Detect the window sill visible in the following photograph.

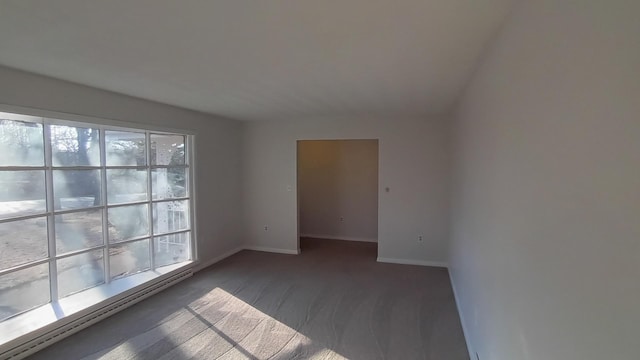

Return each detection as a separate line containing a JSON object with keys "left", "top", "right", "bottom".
{"left": 0, "top": 261, "right": 193, "bottom": 351}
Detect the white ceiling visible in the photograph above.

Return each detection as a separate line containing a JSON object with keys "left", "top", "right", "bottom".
{"left": 0, "top": 0, "right": 512, "bottom": 121}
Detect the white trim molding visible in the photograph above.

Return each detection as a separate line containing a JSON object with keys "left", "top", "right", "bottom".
{"left": 243, "top": 245, "right": 300, "bottom": 255}
{"left": 194, "top": 245, "right": 299, "bottom": 273}
{"left": 449, "top": 271, "right": 475, "bottom": 360}
{"left": 376, "top": 257, "right": 448, "bottom": 268}
{"left": 300, "top": 234, "right": 377, "bottom": 243}
{"left": 194, "top": 247, "right": 244, "bottom": 272}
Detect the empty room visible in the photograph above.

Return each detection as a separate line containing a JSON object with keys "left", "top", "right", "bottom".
{"left": 0, "top": 1, "right": 638, "bottom": 360}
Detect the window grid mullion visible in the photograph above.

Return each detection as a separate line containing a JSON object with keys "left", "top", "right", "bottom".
{"left": 153, "top": 229, "right": 191, "bottom": 238}
{"left": 54, "top": 244, "right": 107, "bottom": 261}
{"left": 100, "top": 128, "right": 111, "bottom": 283}
{"left": 146, "top": 131, "right": 155, "bottom": 270}
{"left": 0, "top": 212, "right": 49, "bottom": 224}
{"left": 106, "top": 200, "right": 152, "bottom": 209}
{"left": 0, "top": 257, "right": 50, "bottom": 276}
{"left": 150, "top": 197, "right": 190, "bottom": 204}
{"left": 103, "top": 166, "right": 147, "bottom": 170}
{"left": 150, "top": 165, "right": 188, "bottom": 169}
{"left": 51, "top": 166, "right": 102, "bottom": 170}
{"left": 187, "top": 135, "right": 196, "bottom": 262}
{"left": 0, "top": 166, "right": 47, "bottom": 171}
{"left": 43, "top": 122, "right": 58, "bottom": 302}
{"left": 52, "top": 205, "right": 104, "bottom": 216}
{"left": 110, "top": 236, "right": 152, "bottom": 247}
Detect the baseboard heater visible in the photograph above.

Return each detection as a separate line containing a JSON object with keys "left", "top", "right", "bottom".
{"left": 1, "top": 268, "right": 193, "bottom": 360}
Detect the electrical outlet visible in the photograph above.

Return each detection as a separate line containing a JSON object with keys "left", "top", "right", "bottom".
{"left": 264, "top": 226, "right": 268, "bottom": 231}
{"left": 339, "top": 217, "right": 344, "bottom": 222}
{"left": 418, "top": 235, "right": 423, "bottom": 242}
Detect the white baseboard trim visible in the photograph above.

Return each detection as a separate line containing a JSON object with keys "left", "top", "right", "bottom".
{"left": 301, "top": 233, "right": 377, "bottom": 243}
{"left": 195, "top": 245, "right": 300, "bottom": 271}
{"left": 194, "top": 246, "right": 244, "bottom": 272}
{"left": 449, "top": 271, "right": 475, "bottom": 360}
{"left": 244, "top": 245, "right": 300, "bottom": 255}
{"left": 376, "top": 257, "right": 448, "bottom": 268}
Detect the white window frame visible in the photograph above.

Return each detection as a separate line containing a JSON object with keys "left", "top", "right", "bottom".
{"left": 0, "top": 104, "right": 198, "bottom": 322}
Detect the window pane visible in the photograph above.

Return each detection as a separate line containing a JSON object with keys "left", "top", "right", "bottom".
{"left": 108, "top": 204, "right": 149, "bottom": 242}
{"left": 151, "top": 134, "right": 185, "bottom": 165}
{"left": 57, "top": 250, "right": 105, "bottom": 298}
{"left": 51, "top": 125, "right": 100, "bottom": 167}
{"left": 154, "top": 232, "right": 190, "bottom": 267}
{"left": 0, "top": 170, "right": 46, "bottom": 220}
{"left": 105, "top": 131, "right": 146, "bottom": 166}
{"left": 110, "top": 239, "right": 150, "bottom": 280}
{"left": 0, "top": 217, "right": 48, "bottom": 270}
{"left": 152, "top": 168, "right": 186, "bottom": 200}
{"left": 0, "top": 118, "right": 44, "bottom": 166}
{"left": 0, "top": 263, "right": 50, "bottom": 321}
{"left": 53, "top": 170, "right": 102, "bottom": 210}
{"left": 107, "top": 169, "right": 147, "bottom": 204}
{"left": 55, "top": 209, "right": 103, "bottom": 254}
{"left": 153, "top": 200, "right": 189, "bottom": 234}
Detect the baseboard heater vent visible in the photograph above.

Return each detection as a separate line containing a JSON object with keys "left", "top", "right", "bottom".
{"left": 1, "top": 268, "right": 193, "bottom": 360}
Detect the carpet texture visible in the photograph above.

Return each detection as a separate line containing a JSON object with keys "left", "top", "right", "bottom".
{"left": 27, "top": 238, "right": 469, "bottom": 360}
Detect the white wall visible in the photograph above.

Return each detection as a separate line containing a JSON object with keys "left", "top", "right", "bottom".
{"left": 242, "top": 116, "right": 450, "bottom": 265}
{"left": 0, "top": 66, "right": 243, "bottom": 268}
{"left": 298, "top": 140, "right": 378, "bottom": 242}
{"left": 449, "top": 1, "right": 640, "bottom": 359}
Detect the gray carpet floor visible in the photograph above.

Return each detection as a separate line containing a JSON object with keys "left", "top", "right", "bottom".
{"left": 27, "top": 238, "right": 469, "bottom": 360}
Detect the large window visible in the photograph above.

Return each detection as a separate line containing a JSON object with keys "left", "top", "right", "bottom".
{"left": 0, "top": 111, "right": 194, "bottom": 322}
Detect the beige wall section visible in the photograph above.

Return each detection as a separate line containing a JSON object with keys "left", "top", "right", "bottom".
{"left": 0, "top": 66, "right": 243, "bottom": 269}
{"left": 242, "top": 116, "right": 450, "bottom": 265}
{"left": 298, "top": 140, "right": 378, "bottom": 242}
{"left": 449, "top": 1, "right": 640, "bottom": 359}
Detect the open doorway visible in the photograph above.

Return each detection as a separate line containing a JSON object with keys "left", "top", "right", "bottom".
{"left": 297, "top": 139, "right": 379, "bottom": 257}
